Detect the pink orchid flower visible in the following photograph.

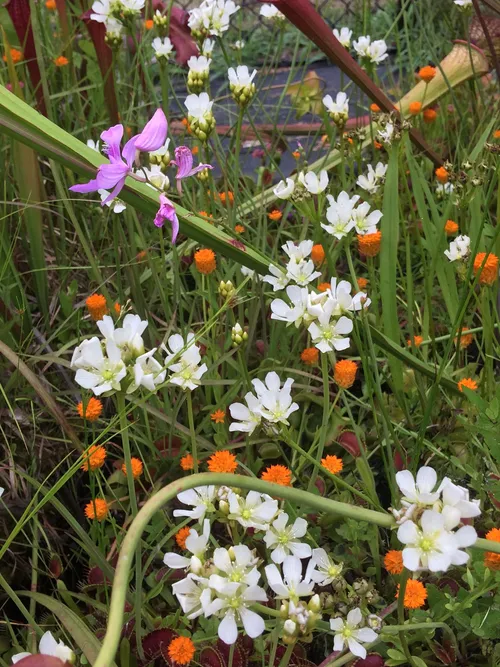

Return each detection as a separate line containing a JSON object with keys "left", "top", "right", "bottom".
{"left": 154, "top": 194, "right": 179, "bottom": 243}
{"left": 70, "top": 109, "right": 168, "bottom": 205}
{"left": 171, "top": 145, "right": 212, "bottom": 193}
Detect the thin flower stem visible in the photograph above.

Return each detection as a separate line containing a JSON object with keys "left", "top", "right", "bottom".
{"left": 187, "top": 392, "right": 199, "bottom": 473}
{"left": 92, "top": 473, "right": 500, "bottom": 667}
{"left": 307, "top": 352, "right": 330, "bottom": 492}
{"left": 397, "top": 569, "right": 417, "bottom": 667}
{"left": 277, "top": 642, "right": 295, "bottom": 667}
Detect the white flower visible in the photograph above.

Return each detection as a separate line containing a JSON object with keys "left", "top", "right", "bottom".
{"left": 90, "top": 0, "right": 113, "bottom": 24}
{"left": 308, "top": 309, "right": 353, "bottom": 353}
{"left": 366, "top": 40, "right": 388, "bottom": 64}
{"left": 173, "top": 486, "right": 217, "bottom": 523}
{"left": 436, "top": 182, "right": 455, "bottom": 196}
{"left": 396, "top": 466, "right": 442, "bottom": 508}
{"left": 352, "top": 35, "right": 371, "bottom": 58}
{"left": 377, "top": 122, "right": 395, "bottom": 145}
{"left": 263, "top": 264, "right": 290, "bottom": 291}
{"left": 327, "top": 278, "right": 371, "bottom": 315}
{"left": 286, "top": 260, "right": 322, "bottom": 286}
{"left": 330, "top": 608, "right": 378, "bottom": 659}
{"left": 251, "top": 372, "right": 299, "bottom": 425}
{"left": 228, "top": 65, "right": 257, "bottom": 86}
{"left": 356, "top": 162, "right": 387, "bottom": 194}
{"left": 127, "top": 348, "right": 166, "bottom": 393}
{"left": 172, "top": 574, "right": 212, "bottom": 619}
{"left": 12, "top": 631, "right": 75, "bottom": 665}
{"left": 270, "top": 285, "right": 325, "bottom": 328}
{"left": 441, "top": 480, "right": 481, "bottom": 530}
{"left": 152, "top": 36, "right": 173, "bottom": 59}
{"left": 306, "top": 548, "right": 343, "bottom": 586}
{"left": 322, "top": 92, "right": 349, "bottom": 119}
{"left": 201, "top": 38, "right": 215, "bottom": 55}
{"left": 207, "top": 581, "right": 267, "bottom": 645}
{"left": 444, "top": 234, "right": 470, "bottom": 261}
{"left": 190, "top": 0, "right": 239, "bottom": 36}
{"left": 233, "top": 40, "right": 245, "bottom": 50}
{"left": 229, "top": 392, "right": 263, "bottom": 434}
{"left": 164, "top": 332, "right": 207, "bottom": 391}
{"left": 209, "top": 545, "right": 260, "bottom": 587}
{"left": 454, "top": 0, "right": 472, "bottom": 6}
{"left": 143, "top": 164, "right": 170, "bottom": 191}
{"left": 397, "top": 509, "right": 476, "bottom": 572}
{"left": 185, "top": 92, "right": 214, "bottom": 120}
{"left": 149, "top": 137, "right": 170, "bottom": 159}
{"left": 97, "top": 314, "right": 148, "bottom": 357}
{"left": 265, "top": 555, "right": 314, "bottom": 602}
{"left": 188, "top": 55, "right": 211, "bottom": 73}
{"left": 351, "top": 202, "right": 382, "bottom": 235}
{"left": 72, "top": 337, "right": 126, "bottom": 396}
{"left": 228, "top": 490, "right": 278, "bottom": 529}
{"left": 264, "top": 513, "right": 311, "bottom": 564}
{"left": 87, "top": 139, "right": 100, "bottom": 152}
{"left": 333, "top": 27, "right": 352, "bottom": 48}
{"left": 98, "top": 189, "right": 126, "bottom": 213}
{"left": 274, "top": 177, "right": 295, "bottom": 199}
{"left": 164, "top": 519, "right": 211, "bottom": 574}
{"left": 260, "top": 3, "right": 285, "bottom": 21}
{"left": 321, "top": 191, "right": 359, "bottom": 239}
{"left": 298, "top": 169, "right": 329, "bottom": 194}
{"left": 282, "top": 240, "right": 313, "bottom": 264}
{"left": 0, "top": 488, "right": 3, "bottom": 498}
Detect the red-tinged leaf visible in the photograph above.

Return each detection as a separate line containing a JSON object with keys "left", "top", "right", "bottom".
{"left": 152, "top": 0, "right": 198, "bottom": 64}
{"left": 81, "top": 11, "right": 119, "bottom": 124}
{"left": 352, "top": 655, "right": 385, "bottom": 667}
{"left": 4, "top": 0, "right": 45, "bottom": 114}
{"left": 431, "top": 640, "right": 456, "bottom": 665}
{"left": 143, "top": 629, "right": 177, "bottom": 662}
{"left": 15, "top": 657, "right": 70, "bottom": 667}
{"left": 264, "top": 0, "right": 442, "bottom": 165}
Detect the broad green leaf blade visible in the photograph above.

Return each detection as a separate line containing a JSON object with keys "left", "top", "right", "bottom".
{"left": 19, "top": 592, "right": 117, "bottom": 667}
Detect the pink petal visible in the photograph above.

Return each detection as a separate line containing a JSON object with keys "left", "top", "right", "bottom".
{"left": 134, "top": 109, "right": 168, "bottom": 152}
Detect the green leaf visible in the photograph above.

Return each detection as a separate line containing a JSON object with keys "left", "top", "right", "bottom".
{"left": 411, "top": 656, "right": 428, "bottom": 667}
{"left": 19, "top": 592, "right": 117, "bottom": 667}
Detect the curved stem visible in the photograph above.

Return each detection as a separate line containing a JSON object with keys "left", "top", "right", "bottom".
{"left": 93, "top": 473, "right": 500, "bottom": 667}
{"left": 397, "top": 569, "right": 417, "bottom": 667}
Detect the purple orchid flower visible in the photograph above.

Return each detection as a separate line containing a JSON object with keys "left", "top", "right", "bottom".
{"left": 154, "top": 194, "right": 179, "bottom": 243}
{"left": 70, "top": 110, "right": 168, "bottom": 205}
{"left": 171, "top": 145, "right": 212, "bottom": 194}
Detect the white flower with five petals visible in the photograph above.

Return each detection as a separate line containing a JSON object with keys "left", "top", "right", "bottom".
{"left": 163, "top": 519, "right": 211, "bottom": 574}
{"left": 274, "top": 178, "right": 295, "bottom": 199}
{"left": 330, "top": 608, "right": 378, "bottom": 659}
{"left": 264, "top": 513, "right": 311, "bottom": 564}
{"left": 306, "top": 548, "right": 343, "bottom": 586}
{"left": 333, "top": 27, "right": 352, "bottom": 48}
{"left": 206, "top": 581, "right": 267, "bottom": 645}
{"left": 173, "top": 486, "right": 217, "bottom": 523}
{"left": 228, "top": 490, "right": 278, "bottom": 529}
{"left": 265, "top": 555, "right": 315, "bottom": 602}
{"left": 229, "top": 392, "right": 263, "bottom": 434}
{"left": 12, "top": 631, "right": 75, "bottom": 665}
{"left": 298, "top": 169, "right": 329, "bottom": 194}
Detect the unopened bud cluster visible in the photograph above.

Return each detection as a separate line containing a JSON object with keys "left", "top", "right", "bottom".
{"left": 231, "top": 323, "right": 248, "bottom": 347}
{"left": 280, "top": 595, "right": 322, "bottom": 644}
{"left": 219, "top": 280, "right": 235, "bottom": 300}
{"left": 189, "top": 114, "right": 216, "bottom": 143}
{"left": 187, "top": 56, "right": 211, "bottom": 94}
{"left": 153, "top": 10, "right": 169, "bottom": 36}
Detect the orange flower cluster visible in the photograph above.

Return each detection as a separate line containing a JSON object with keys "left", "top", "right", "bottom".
{"left": 473, "top": 252, "right": 499, "bottom": 285}
{"left": 122, "top": 457, "right": 143, "bottom": 478}
{"left": 318, "top": 282, "right": 331, "bottom": 292}
{"left": 458, "top": 377, "right": 477, "bottom": 392}
{"left": 210, "top": 409, "right": 226, "bottom": 424}
{"left": 77, "top": 397, "right": 103, "bottom": 422}
{"left": 321, "top": 455, "right": 343, "bottom": 475}
{"left": 207, "top": 450, "right": 237, "bottom": 473}
{"left": 407, "top": 335, "right": 423, "bottom": 348}
{"left": 301, "top": 347, "right": 319, "bottom": 366}
{"left": 423, "top": 108, "right": 437, "bottom": 124}
{"left": 455, "top": 327, "right": 473, "bottom": 349}
{"left": 235, "top": 225, "right": 245, "bottom": 234}
{"left": 86, "top": 293, "right": 108, "bottom": 321}
{"left": 144, "top": 19, "right": 154, "bottom": 29}
{"left": 311, "top": 244, "right": 325, "bottom": 266}
{"left": 435, "top": 166, "right": 449, "bottom": 184}
{"left": 409, "top": 101, "right": 422, "bottom": 115}
{"left": 484, "top": 527, "right": 500, "bottom": 570}
{"left": 194, "top": 248, "right": 216, "bottom": 274}
{"left": 357, "top": 277, "right": 369, "bottom": 290}
{"left": 334, "top": 360, "right": 357, "bottom": 389}
{"left": 176, "top": 526, "right": 192, "bottom": 549}
{"left": 444, "top": 219, "right": 458, "bottom": 235}
{"left": 54, "top": 56, "right": 69, "bottom": 67}
{"left": 261, "top": 464, "right": 292, "bottom": 486}
{"left": 396, "top": 579, "right": 427, "bottom": 609}
{"left": 370, "top": 103, "right": 381, "bottom": 113}
{"left": 81, "top": 444, "right": 106, "bottom": 471}
{"left": 358, "top": 231, "right": 381, "bottom": 257}
{"left": 168, "top": 637, "right": 196, "bottom": 665}
{"left": 85, "top": 498, "right": 109, "bottom": 521}
{"left": 418, "top": 65, "right": 437, "bottom": 83}
{"left": 384, "top": 550, "right": 403, "bottom": 574}
{"left": 268, "top": 209, "right": 283, "bottom": 221}
{"left": 219, "top": 191, "right": 234, "bottom": 205}
{"left": 3, "top": 48, "right": 23, "bottom": 63}
{"left": 45, "top": 0, "right": 57, "bottom": 9}
{"left": 180, "top": 453, "right": 194, "bottom": 471}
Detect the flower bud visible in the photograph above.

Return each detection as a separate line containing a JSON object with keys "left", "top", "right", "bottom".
{"left": 228, "top": 546, "right": 236, "bottom": 562}
{"left": 219, "top": 280, "right": 235, "bottom": 299}
{"left": 283, "top": 619, "right": 296, "bottom": 635}
{"left": 280, "top": 602, "right": 289, "bottom": 618}
{"left": 219, "top": 499, "right": 229, "bottom": 515}
{"left": 197, "top": 167, "right": 211, "bottom": 182}
{"left": 231, "top": 322, "right": 248, "bottom": 348}
{"left": 153, "top": 10, "right": 169, "bottom": 35}
{"left": 308, "top": 594, "right": 321, "bottom": 612}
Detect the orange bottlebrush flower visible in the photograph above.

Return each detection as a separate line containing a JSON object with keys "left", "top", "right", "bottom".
{"left": 318, "top": 282, "right": 331, "bottom": 292}
{"left": 235, "top": 225, "right": 245, "bottom": 234}
{"left": 207, "top": 450, "right": 237, "bottom": 473}
{"left": 86, "top": 293, "right": 108, "bottom": 321}
{"left": 334, "top": 360, "right": 357, "bottom": 389}
{"left": 54, "top": 55, "right": 69, "bottom": 67}
{"left": 268, "top": 209, "right": 283, "bottom": 221}
{"left": 168, "top": 637, "right": 196, "bottom": 666}
{"left": 194, "top": 248, "right": 216, "bottom": 274}
{"left": 77, "top": 397, "right": 103, "bottom": 422}
{"left": 473, "top": 252, "right": 499, "bottom": 285}
{"left": 358, "top": 231, "right": 382, "bottom": 257}
{"left": 137, "top": 249, "right": 148, "bottom": 261}
{"left": 409, "top": 101, "right": 422, "bottom": 115}
{"left": 384, "top": 550, "right": 403, "bottom": 574}
{"left": 396, "top": 579, "right": 427, "bottom": 609}
{"left": 455, "top": 327, "right": 473, "bottom": 349}
{"left": 81, "top": 444, "right": 106, "bottom": 471}
{"left": 3, "top": 48, "right": 23, "bottom": 63}
{"left": 114, "top": 302, "right": 121, "bottom": 315}
{"left": 494, "top": 130, "right": 500, "bottom": 139}
{"left": 122, "top": 457, "right": 143, "bottom": 479}
{"left": 444, "top": 219, "right": 459, "bottom": 235}
{"left": 301, "top": 347, "right": 319, "bottom": 366}
{"left": 192, "top": 145, "right": 199, "bottom": 155}
{"left": 418, "top": 65, "right": 437, "bottom": 83}
{"left": 373, "top": 140, "right": 383, "bottom": 150}
{"left": 423, "top": 108, "right": 437, "bottom": 124}
{"left": 370, "top": 103, "right": 381, "bottom": 113}
{"left": 219, "top": 191, "right": 234, "bottom": 205}
{"left": 144, "top": 19, "right": 154, "bottom": 29}
{"left": 435, "top": 166, "right": 449, "bottom": 184}
{"left": 407, "top": 335, "right": 424, "bottom": 348}
{"left": 458, "top": 377, "right": 478, "bottom": 392}
{"left": 85, "top": 498, "right": 109, "bottom": 521}
{"left": 210, "top": 409, "right": 226, "bottom": 424}
{"left": 484, "top": 527, "right": 500, "bottom": 570}
{"left": 261, "top": 464, "right": 292, "bottom": 487}
{"left": 292, "top": 150, "right": 301, "bottom": 159}
{"left": 180, "top": 453, "right": 194, "bottom": 471}
{"left": 175, "top": 526, "right": 192, "bottom": 549}
{"left": 45, "top": 0, "right": 56, "bottom": 9}
{"left": 198, "top": 210, "right": 213, "bottom": 221}
{"left": 311, "top": 244, "right": 325, "bottom": 266}
{"left": 357, "top": 277, "right": 369, "bottom": 290}
{"left": 321, "top": 455, "right": 343, "bottom": 475}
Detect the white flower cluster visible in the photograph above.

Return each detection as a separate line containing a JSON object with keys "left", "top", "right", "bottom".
{"left": 165, "top": 487, "right": 376, "bottom": 654}
{"left": 260, "top": 3, "right": 286, "bottom": 22}
{"left": 356, "top": 162, "right": 388, "bottom": 194}
{"left": 322, "top": 191, "right": 382, "bottom": 239}
{"left": 444, "top": 234, "right": 470, "bottom": 262}
{"left": 12, "top": 631, "right": 74, "bottom": 664}
{"left": 152, "top": 36, "right": 174, "bottom": 60}
{"left": 71, "top": 315, "right": 207, "bottom": 395}
{"left": 188, "top": 0, "right": 239, "bottom": 37}
{"left": 274, "top": 169, "right": 329, "bottom": 199}
{"left": 91, "top": 0, "right": 144, "bottom": 34}
{"left": 323, "top": 92, "right": 349, "bottom": 126}
{"left": 229, "top": 371, "right": 299, "bottom": 434}
{"left": 332, "top": 26, "right": 388, "bottom": 65}
{"left": 393, "top": 466, "right": 480, "bottom": 572}
{"left": 263, "top": 240, "right": 322, "bottom": 291}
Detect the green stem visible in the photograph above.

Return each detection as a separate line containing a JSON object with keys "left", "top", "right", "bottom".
{"left": 397, "top": 569, "right": 417, "bottom": 667}
{"left": 187, "top": 392, "right": 199, "bottom": 473}
{"left": 308, "top": 352, "right": 330, "bottom": 491}
{"left": 92, "top": 473, "right": 500, "bottom": 667}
